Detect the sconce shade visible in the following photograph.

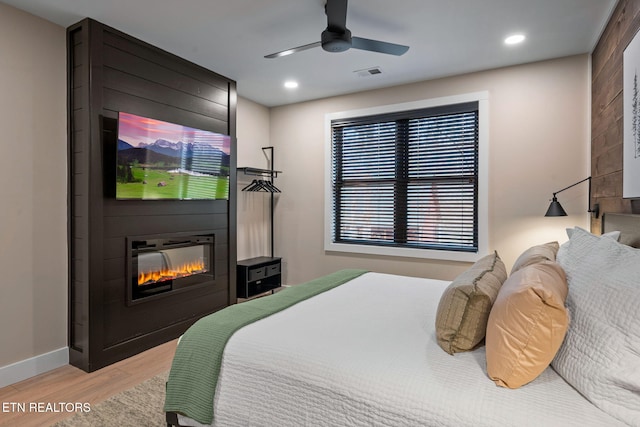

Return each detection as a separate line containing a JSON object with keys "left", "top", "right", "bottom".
{"left": 545, "top": 196, "right": 568, "bottom": 217}
{"left": 543, "top": 176, "right": 599, "bottom": 218}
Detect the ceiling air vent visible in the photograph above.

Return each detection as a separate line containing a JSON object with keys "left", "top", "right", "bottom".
{"left": 354, "top": 67, "right": 382, "bottom": 77}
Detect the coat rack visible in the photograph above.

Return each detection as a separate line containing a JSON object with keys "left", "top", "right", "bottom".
{"left": 238, "top": 146, "right": 281, "bottom": 258}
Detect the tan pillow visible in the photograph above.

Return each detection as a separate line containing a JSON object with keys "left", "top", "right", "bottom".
{"left": 435, "top": 251, "right": 507, "bottom": 355}
{"left": 486, "top": 261, "right": 569, "bottom": 389}
{"left": 510, "top": 241, "right": 559, "bottom": 274}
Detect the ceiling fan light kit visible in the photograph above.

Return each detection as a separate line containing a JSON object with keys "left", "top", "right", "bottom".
{"left": 265, "top": 0, "right": 409, "bottom": 59}
{"left": 321, "top": 28, "right": 352, "bottom": 53}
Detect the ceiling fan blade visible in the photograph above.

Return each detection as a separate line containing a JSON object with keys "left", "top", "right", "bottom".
{"left": 264, "top": 41, "right": 322, "bottom": 59}
{"left": 351, "top": 37, "right": 409, "bottom": 56}
{"left": 325, "top": 0, "right": 348, "bottom": 32}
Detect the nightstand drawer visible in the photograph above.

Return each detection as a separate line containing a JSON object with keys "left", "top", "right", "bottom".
{"left": 248, "top": 267, "right": 266, "bottom": 281}
{"left": 266, "top": 263, "right": 281, "bottom": 276}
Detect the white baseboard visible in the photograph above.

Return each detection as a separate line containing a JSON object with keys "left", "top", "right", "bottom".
{"left": 0, "top": 347, "right": 68, "bottom": 388}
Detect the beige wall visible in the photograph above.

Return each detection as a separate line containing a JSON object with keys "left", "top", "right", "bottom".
{"left": 0, "top": 3, "right": 67, "bottom": 367}
{"left": 236, "top": 97, "right": 272, "bottom": 260}
{"left": 270, "top": 55, "right": 591, "bottom": 285}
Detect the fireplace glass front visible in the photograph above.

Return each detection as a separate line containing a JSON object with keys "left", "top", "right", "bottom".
{"left": 128, "top": 234, "right": 214, "bottom": 303}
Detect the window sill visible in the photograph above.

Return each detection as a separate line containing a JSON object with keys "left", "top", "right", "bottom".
{"left": 324, "top": 241, "right": 485, "bottom": 262}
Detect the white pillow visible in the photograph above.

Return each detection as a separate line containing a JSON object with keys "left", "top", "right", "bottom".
{"left": 553, "top": 227, "right": 640, "bottom": 426}
{"left": 564, "top": 226, "right": 620, "bottom": 240}
{"left": 556, "top": 227, "right": 620, "bottom": 262}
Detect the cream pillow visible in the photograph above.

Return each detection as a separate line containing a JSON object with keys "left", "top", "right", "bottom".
{"left": 510, "top": 241, "right": 559, "bottom": 274}
{"left": 435, "top": 251, "right": 507, "bottom": 355}
{"left": 486, "top": 261, "right": 569, "bottom": 389}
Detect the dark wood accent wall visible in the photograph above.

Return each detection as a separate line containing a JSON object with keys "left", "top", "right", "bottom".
{"left": 592, "top": 0, "right": 640, "bottom": 231}
{"left": 67, "top": 19, "right": 237, "bottom": 372}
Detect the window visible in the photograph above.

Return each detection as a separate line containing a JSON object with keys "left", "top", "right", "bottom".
{"left": 325, "top": 93, "right": 488, "bottom": 261}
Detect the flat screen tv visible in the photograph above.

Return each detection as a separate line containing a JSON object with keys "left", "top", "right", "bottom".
{"left": 116, "top": 112, "right": 231, "bottom": 200}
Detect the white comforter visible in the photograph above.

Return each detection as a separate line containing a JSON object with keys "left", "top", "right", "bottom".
{"left": 178, "top": 272, "right": 625, "bottom": 427}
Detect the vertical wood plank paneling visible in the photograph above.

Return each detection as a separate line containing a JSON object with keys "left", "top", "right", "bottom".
{"left": 68, "top": 18, "right": 236, "bottom": 372}
{"left": 87, "top": 18, "right": 107, "bottom": 372}
{"left": 67, "top": 22, "right": 90, "bottom": 367}
{"left": 228, "top": 82, "right": 238, "bottom": 304}
{"left": 591, "top": 0, "right": 640, "bottom": 232}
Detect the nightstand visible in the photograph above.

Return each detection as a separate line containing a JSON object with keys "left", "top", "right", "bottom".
{"left": 237, "top": 256, "right": 282, "bottom": 299}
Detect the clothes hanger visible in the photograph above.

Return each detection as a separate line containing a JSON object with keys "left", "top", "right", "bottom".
{"left": 242, "top": 179, "right": 277, "bottom": 192}
{"left": 242, "top": 179, "right": 260, "bottom": 191}
{"left": 263, "top": 180, "right": 281, "bottom": 193}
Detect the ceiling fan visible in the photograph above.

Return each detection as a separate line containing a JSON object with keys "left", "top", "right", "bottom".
{"left": 264, "top": 0, "right": 409, "bottom": 59}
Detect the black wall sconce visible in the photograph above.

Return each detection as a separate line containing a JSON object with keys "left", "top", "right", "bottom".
{"left": 545, "top": 176, "right": 599, "bottom": 218}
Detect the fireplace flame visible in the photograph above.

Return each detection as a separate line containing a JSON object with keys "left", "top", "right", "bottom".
{"left": 138, "top": 259, "right": 207, "bottom": 286}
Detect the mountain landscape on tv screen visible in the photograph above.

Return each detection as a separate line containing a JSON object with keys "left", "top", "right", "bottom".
{"left": 115, "top": 138, "right": 230, "bottom": 200}
{"left": 117, "top": 139, "right": 230, "bottom": 170}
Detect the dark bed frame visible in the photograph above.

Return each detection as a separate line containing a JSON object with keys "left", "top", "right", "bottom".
{"left": 166, "top": 412, "right": 180, "bottom": 427}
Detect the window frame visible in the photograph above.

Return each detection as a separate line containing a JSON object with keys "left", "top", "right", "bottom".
{"left": 324, "top": 92, "right": 489, "bottom": 262}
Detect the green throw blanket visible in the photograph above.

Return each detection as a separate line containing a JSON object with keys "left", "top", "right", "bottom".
{"left": 164, "top": 269, "right": 367, "bottom": 424}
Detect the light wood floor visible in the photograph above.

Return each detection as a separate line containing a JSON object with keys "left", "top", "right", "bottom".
{"left": 0, "top": 339, "right": 178, "bottom": 427}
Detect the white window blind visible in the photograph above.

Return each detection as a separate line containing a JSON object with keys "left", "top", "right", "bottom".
{"left": 331, "top": 101, "right": 479, "bottom": 253}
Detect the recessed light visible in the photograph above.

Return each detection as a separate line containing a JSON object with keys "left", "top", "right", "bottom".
{"left": 504, "top": 34, "right": 526, "bottom": 45}
{"left": 284, "top": 80, "right": 299, "bottom": 89}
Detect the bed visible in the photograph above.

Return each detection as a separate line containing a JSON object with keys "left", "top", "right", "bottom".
{"left": 164, "top": 213, "right": 640, "bottom": 427}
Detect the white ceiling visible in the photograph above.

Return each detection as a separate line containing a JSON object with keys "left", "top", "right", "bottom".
{"left": 4, "top": 0, "right": 617, "bottom": 107}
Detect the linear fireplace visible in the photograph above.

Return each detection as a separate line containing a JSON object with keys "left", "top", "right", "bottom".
{"left": 127, "top": 233, "right": 215, "bottom": 305}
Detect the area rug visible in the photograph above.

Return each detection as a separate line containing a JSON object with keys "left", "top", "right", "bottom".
{"left": 53, "top": 371, "right": 169, "bottom": 426}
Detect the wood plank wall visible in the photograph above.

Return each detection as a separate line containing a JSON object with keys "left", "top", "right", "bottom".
{"left": 67, "top": 19, "right": 237, "bottom": 372}
{"left": 592, "top": 0, "right": 640, "bottom": 231}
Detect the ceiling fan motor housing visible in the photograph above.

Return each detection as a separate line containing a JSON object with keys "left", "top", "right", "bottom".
{"left": 264, "top": 0, "right": 409, "bottom": 58}
{"left": 321, "top": 28, "right": 352, "bottom": 52}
